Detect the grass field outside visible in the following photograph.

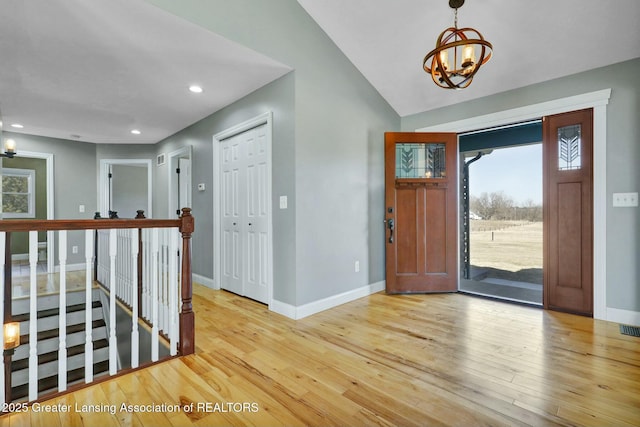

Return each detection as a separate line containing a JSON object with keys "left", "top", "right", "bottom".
{"left": 469, "top": 220, "right": 542, "bottom": 284}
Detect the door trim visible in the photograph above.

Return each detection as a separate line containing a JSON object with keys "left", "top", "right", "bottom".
{"left": 167, "top": 146, "right": 192, "bottom": 217}
{"left": 212, "top": 112, "right": 273, "bottom": 307}
{"left": 416, "top": 89, "right": 611, "bottom": 320}
{"left": 99, "top": 159, "right": 153, "bottom": 218}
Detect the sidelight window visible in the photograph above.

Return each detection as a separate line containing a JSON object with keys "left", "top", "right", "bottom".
{"left": 558, "top": 124, "right": 582, "bottom": 170}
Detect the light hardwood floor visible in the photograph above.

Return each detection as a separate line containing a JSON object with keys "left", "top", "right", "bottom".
{"left": 2, "top": 284, "right": 639, "bottom": 426}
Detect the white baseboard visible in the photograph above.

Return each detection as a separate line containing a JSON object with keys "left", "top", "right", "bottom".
{"left": 606, "top": 307, "right": 640, "bottom": 326}
{"left": 55, "top": 263, "right": 86, "bottom": 272}
{"left": 270, "top": 280, "right": 385, "bottom": 320}
{"left": 269, "top": 299, "right": 297, "bottom": 319}
{"left": 11, "top": 260, "right": 86, "bottom": 272}
{"left": 193, "top": 273, "right": 217, "bottom": 289}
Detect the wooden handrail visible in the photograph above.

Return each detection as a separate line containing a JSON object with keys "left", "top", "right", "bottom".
{"left": 0, "top": 217, "right": 181, "bottom": 232}
{"left": 0, "top": 208, "right": 195, "bottom": 401}
{"left": 1, "top": 208, "right": 195, "bottom": 403}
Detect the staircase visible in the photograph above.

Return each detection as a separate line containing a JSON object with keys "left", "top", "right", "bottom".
{"left": 10, "top": 289, "right": 111, "bottom": 401}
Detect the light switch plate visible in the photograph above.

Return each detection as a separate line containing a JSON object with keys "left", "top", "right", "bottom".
{"left": 612, "top": 192, "right": 638, "bottom": 207}
{"left": 279, "top": 195, "right": 287, "bottom": 209}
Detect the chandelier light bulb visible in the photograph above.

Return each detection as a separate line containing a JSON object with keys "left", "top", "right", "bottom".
{"left": 439, "top": 50, "right": 449, "bottom": 71}
{"left": 462, "top": 45, "right": 475, "bottom": 68}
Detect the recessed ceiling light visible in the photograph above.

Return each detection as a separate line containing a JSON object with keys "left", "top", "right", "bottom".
{"left": 10, "top": 123, "right": 24, "bottom": 129}
{"left": 189, "top": 85, "right": 203, "bottom": 93}
{"left": 131, "top": 129, "right": 141, "bottom": 135}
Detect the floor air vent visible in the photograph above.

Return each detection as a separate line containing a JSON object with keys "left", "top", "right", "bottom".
{"left": 619, "top": 324, "right": 640, "bottom": 337}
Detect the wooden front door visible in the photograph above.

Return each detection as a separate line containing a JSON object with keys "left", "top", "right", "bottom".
{"left": 543, "top": 109, "right": 593, "bottom": 316}
{"left": 385, "top": 132, "right": 458, "bottom": 293}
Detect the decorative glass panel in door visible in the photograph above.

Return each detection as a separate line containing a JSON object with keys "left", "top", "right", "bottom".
{"left": 395, "top": 143, "right": 446, "bottom": 178}
{"left": 558, "top": 124, "right": 581, "bottom": 170}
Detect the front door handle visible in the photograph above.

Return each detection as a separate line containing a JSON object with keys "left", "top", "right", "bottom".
{"left": 387, "top": 218, "right": 394, "bottom": 244}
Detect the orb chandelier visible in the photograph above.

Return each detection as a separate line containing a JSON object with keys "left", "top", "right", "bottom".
{"left": 423, "top": 0, "right": 493, "bottom": 89}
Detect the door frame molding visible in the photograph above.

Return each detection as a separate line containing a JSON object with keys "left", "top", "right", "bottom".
{"left": 167, "top": 146, "right": 192, "bottom": 217}
{"left": 416, "top": 89, "right": 611, "bottom": 320}
{"left": 99, "top": 159, "right": 153, "bottom": 218}
{"left": 212, "top": 111, "right": 274, "bottom": 307}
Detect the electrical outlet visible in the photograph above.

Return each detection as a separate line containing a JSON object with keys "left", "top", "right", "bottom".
{"left": 72, "top": 246, "right": 78, "bottom": 254}
{"left": 613, "top": 192, "right": 639, "bottom": 207}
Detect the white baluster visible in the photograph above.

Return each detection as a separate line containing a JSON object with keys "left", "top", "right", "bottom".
{"left": 168, "top": 228, "right": 179, "bottom": 356}
{"left": 100, "top": 230, "right": 109, "bottom": 288}
{"left": 96, "top": 231, "right": 104, "bottom": 285}
{"left": 108, "top": 229, "right": 117, "bottom": 375}
{"left": 151, "top": 228, "right": 159, "bottom": 362}
{"left": 131, "top": 228, "right": 139, "bottom": 368}
{"left": 144, "top": 229, "right": 151, "bottom": 322}
{"left": 58, "top": 230, "right": 67, "bottom": 392}
{"left": 0, "top": 232, "right": 6, "bottom": 404}
{"left": 161, "top": 229, "right": 168, "bottom": 334}
{"left": 142, "top": 229, "right": 149, "bottom": 321}
{"left": 85, "top": 230, "right": 94, "bottom": 383}
{"left": 28, "top": 230, "right": 38, "bottom": 401}
{"left": 120, "top": 229, "right": 127, "bottom": 303}
{"left": 115, "top": 231, "right": 120, "bottom": 298}
{"left": 127, "top": 230, "right": 133, "bottom": 306}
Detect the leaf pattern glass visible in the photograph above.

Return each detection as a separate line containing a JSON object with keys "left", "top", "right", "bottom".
{"left": 395, "top": 143, "right": 446, "bottom": 178}
{"left": 558, "top": 124, "right": 581, "bottom": 170}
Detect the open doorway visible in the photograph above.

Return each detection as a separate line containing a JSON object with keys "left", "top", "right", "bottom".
{"left": 458, "top": 120, "right": 543, "bottom": 305}
{"left": 460, "top": 142, "right": 543, "bottom": 305}
{"left": 167, "top": 146, "right": 192, "bottom": 218}
{"left": 418, "top": 90, "right": 607, "bottom": 318}
{"left": 99, "top": 159, "right": 152, "bottom": 218}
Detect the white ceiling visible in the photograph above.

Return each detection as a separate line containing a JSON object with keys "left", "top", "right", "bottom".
{"left": 298, "top": 0, "right": 640, "bottom": 116}
{"left": 0, "top": 0, "right": 291, "bottom": 144}
{"left": 1, "top": 0, "right": 639, "bottom": 145}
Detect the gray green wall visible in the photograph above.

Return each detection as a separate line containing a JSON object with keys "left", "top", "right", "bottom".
{"left": 402, "top": 58, "right": 640, "bottom": 313}
{"left": 151, "top": 0, "right": 400, "bottom": 306}
{"left": 111, "top": 164, "right": 148, "bottom": 219}
{"left": 3, "top": 132, "right": 98, "bottom": 265}
{"left": 3, "top": 1, "right": 635, "bottom": 316}
{"left": 147, "top": 0, "right": 400, "bottom": 306}
{"left": 156, "top": 73, "right": 297, "bottom": 303}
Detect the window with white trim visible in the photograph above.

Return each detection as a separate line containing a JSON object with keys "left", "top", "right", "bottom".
{"left": 2, "top": 168, "right": 36, "bottom": 218}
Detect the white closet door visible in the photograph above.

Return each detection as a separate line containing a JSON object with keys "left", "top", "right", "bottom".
{"left": 220, "top": 135, "right": 243, "bottom": 295}
{"left": 244, "top": 125, "right": 269, "bottom": 303}
{"left": 219, "top": 124, "right": 269, "bottom": 304}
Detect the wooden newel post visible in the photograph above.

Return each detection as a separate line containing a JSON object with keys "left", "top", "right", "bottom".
{"left": 178, "top": 208, "right": 195, "bottom": 355}
{"left": 135, "top": 210, "right": 146, "bottom": 319}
